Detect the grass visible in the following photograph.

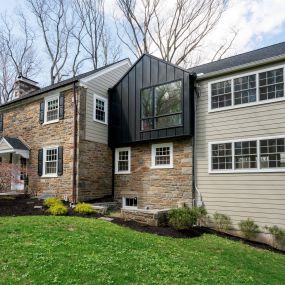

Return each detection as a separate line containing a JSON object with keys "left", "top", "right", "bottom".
{"left": 0, "top": 217, "right": 285, "bottom": 285}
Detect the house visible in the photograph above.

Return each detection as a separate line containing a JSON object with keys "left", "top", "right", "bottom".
{"left": 1, "top": 41, "right": 285, "bottom": 232}
{"left": 0, "top": 59, "right": 131, "bottom": 201}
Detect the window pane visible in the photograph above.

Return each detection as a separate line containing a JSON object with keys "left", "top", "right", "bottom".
{"left": 47, "top": 99, "right": 59, "bottom": 121}
{"left": 141, "top": 88, "right": 153, "bottom": 118}
{"left": 117, "top": 150, "right": 129, "bottom": 172}
{"left": 212, "top": 143, "right": 232, "bottom": 170}
{"left": 154, "top": 81, "right": 182, "bottom": 116}
{"left": 95, "top": 98, "right": 106, "bottom": 122}
{"left": 260, "top": 138, "right": 285, "bottom": 168}
{"left": 155, "top": 114, "right": 182, "bottom": 129}
{"left": 125, "top": 197, "right": 137, "bottom": 207}
{"left": 234, "top": 75, "right": 256, "bottom": 105}
{"left": 234, "top": 141, "right": 257, "bottom": 169}
{"left": 155, "top": 146, "right": 171, "bottom": 166}
{"left": 259, "top": 68, "right": 284, "bottom": 101}
{"left": 211, "top": 80, "right": 232, "bottom": 109}
{"left": 45, "top": 148, "right": 58, "bottom": 174}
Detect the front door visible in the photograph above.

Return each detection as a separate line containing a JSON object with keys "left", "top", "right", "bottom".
{"left": 10, "top": 154, "right": 25, "bottom": 191}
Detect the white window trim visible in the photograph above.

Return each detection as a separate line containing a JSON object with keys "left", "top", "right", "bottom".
{"left": 42, "top": 146, "right": 59, "bottom": 178}
{"left": 208, "top": 64, "right": 285, "bottom": 113}
{"left": 93, "top": 94, "right": 108, "bottom": 124}
{"left": 122, "top": 197, "right": 138, "bottom": 209}
{"left": 44, "top": 94, "right": 60, "bottom": 125}
{"left": 151, "top": 142, "right": 173, "bottom": 169}
{"left": 115, "top": 147, "right": 131, "bottom": 174}
{"left": 208, "top": 135, "right": 285, "bottom": 174}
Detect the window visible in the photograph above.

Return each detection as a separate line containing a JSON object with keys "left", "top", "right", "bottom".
{"left": 260, "top": 138, "right": 285, "bottom": 168}
{"left": 115, "top": 147, "right": 131, "bottom": 174}
{"left": 211, "top": 143, "right": 232, "bottom": 170}
{"left": 234, "top": 141, "right": 257, "bottom": 169}
{"left": 45, "top": 96, "right": 59, "bottom": 123}
{"left": 94, "top": 95, "right": 108, "bottom": 124}
{"left": 234, "top": 75, "right": 256, "bottom": 105}
{"left": 43, "top": 148, "right": 58, "bottom": 176}
{"left": 209, "top": 136, "right": 285, "bottom": 173}
{"left": 211, "top": 80, "right": 232, "bottom": 109}
{"left": 209, "top": 66, "right": 285, "bottom": 111}
{"left": 151, "top": 143, "right": 173, "bottom": 168}
{"left": 259, "top": 68, "right": 284, "bottom": 100}
{"left": 141, "top": 80, "right": 182, "bottom": 131}
{"left": 123, "top": 197, "right": 137, "bottom": 209}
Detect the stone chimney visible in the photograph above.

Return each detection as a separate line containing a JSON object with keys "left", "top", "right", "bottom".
{"left": 14, "top": 74, "right": 40, "bottom": 99}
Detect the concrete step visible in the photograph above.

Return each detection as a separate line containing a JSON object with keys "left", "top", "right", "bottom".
{"left": 92, "top": 202, "right": 120, "bottom": 213}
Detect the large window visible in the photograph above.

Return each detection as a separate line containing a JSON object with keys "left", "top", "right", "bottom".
{"left": 45, "top": 96, "right": 59, "bottom": 123}
{"left": 44, "top": 148, "right": 58, "bottom": 176}
{"left": 151, "top": 143, "right": 173, "bottom": 169}
{"left": 209, "top": 136, "right": 285, "bottom": 173}
{"left": 94, "top": 94, "right": 108, "bottom": 124}
{"left": 141, "top": 80, "right": 182, "bottom": 131}
{"left": 209, "top": 66, "right": 285, "bottom": 111}
{"left": 115, "top": 147, "right": 131, "bottom": 174}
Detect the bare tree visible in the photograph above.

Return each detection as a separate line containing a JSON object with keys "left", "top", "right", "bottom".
{"left": 26, "top": 0, "right": 73, "bottom": 84}
{"left": 0, "top": 13, "right": 39, "bottom": 104}
{"left": 116, "top": 0, "right": 235, "bottom": 66}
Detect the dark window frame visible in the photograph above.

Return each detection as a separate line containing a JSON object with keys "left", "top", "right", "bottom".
{"left": 140, "top": 79, "right": 183, "bottom": 131}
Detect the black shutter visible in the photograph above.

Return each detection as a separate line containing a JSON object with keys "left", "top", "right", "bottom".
{"left": 39, "top": 102, "right": 45, "bottom": 124}
{"left": 57, "top": 146, "right": 63, "bottom": 176}
{"left": 0, "top": 113, "right": 3, "bottom": 132}
{"left": 59, "top": 93, "right": 65, "bottom": 120}
{"left": 38, "top": 149, "right": 43, "bottom": 176}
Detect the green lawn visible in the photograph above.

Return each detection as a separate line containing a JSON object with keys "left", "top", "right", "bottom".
{"left": 0, "top": 217, "right": 284, "bottom": 285}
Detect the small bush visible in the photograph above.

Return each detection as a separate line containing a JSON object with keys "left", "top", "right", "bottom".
{"left": 193, "top": 207, "right": 207, "bottom": 226}
{"left": 74, "top": 203, "right": 95, "bottom": 215}
{"left": 267, "top": 225, "right": 285, "bottom": 243}
{"left": 168, "top": 208, "right": 198, "bottom": 230}
{"left": 48, "top": 204, "right": 68, "bottom": 216}
{"left": 43, "top": 197, "right": 63, "bottom": 208}
{"left": 213, "top": 212, "right": 232, "bottom": 231}
{"left": 239, "top": 218, "right": 259, "bottom": 239}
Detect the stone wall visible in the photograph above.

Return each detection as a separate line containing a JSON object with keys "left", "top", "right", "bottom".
{"left": 114, "top": 138, "right": 193, "bottom": 209}
{"left": 0, "top": 88, "right": 75, "bottom": 199}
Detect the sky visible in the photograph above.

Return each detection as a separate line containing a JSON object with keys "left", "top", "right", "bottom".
{"left": 1, "top": 0, "right": 285, "bottom": 85}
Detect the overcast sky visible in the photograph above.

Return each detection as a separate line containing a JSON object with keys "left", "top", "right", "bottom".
{"left": 2, "top": 0, "right": 285, "bottom": 85}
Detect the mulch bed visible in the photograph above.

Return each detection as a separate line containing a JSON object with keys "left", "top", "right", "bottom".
{"left": 0, "top": 195, "right": 284, "bottom": 254}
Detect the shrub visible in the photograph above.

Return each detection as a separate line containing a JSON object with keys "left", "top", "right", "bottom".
{"left": 43, "top": 197, "right": 63, "bottom": 208}
{"left": 238, "top": 218, "right": 259, "bottom": 239}
{"left": 168, "top": 208, "right": 198, "bottom": 230}
{"left": 213, "top": 212, "right": 232, "bottom": 231}
{"left": 267, "top": 225, "right": 285, "bottom": 243}
{"left": 74, "top": 203, "right": 95, "bottom": 215}
{"left": 193, "top": 206, "right": 208, "bottom": 226}
{"left": 48, "top": 204, "right": 68, "bottom": 216}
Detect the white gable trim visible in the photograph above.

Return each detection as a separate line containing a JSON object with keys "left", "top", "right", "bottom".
{"left": 0, "top": 138, "right": 30, "bottom": 159}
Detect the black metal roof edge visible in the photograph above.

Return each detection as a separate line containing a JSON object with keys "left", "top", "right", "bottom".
{"left": 0, "top": 58, "right": 130, "bottom": 109}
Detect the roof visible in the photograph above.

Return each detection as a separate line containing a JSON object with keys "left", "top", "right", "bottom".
{"left": 2, "top": 137, "right": 30, "bottom": 151}
{"left": 0, "top": 58, "right": 130, "bottom": 108}
{"left": 189, "top": 42, "right": 285, "bottom": 75}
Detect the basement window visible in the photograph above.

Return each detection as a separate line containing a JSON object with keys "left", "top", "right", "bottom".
{"left": 123, "top": 197, "right": 137, "bottom": 209}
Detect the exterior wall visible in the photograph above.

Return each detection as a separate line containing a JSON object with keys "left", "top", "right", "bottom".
{"left": 0, "top": 86, "right": 75, "bottom": 199}
{"left": 114, "top": 138, "right": 193, "bottom": 209}
{"left": 83, "top": 61, "right": 130, "bottom": 144}
{"left": 196, "top": 61, "right": 285, "bottom": 228}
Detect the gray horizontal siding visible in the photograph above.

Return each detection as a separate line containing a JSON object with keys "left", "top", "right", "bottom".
{"left": 196, "top": 61, "right": 285, "bottom": 228}
{"left": 83, "top": 63, "right": 130, "bottom": 144}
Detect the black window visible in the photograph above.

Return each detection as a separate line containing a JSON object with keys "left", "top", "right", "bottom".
{"left": 259, "top": 68, "right": 284, "bottom": 101}
{"left": 141, "top": 80, "right": 182, "bottom": 131}
{"left": 125, "top": 197, "right": 137, "bottom": 208}
{"left": 234, "top": 141, "right": 257, "bottom": 169}
{"left": 234, "top": 75, "right": 256, "bottom": 105}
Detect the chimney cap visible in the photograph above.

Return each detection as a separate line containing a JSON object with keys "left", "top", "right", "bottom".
{"left": 16, "top": 73, "right": 39, "bottom": 86}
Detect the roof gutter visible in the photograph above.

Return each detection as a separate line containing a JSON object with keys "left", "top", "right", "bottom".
{"left": 196, "top": 54, "right": 285, "bottom": 80}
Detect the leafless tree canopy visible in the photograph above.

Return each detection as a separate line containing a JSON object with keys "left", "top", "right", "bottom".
{"left": 116, "top": 0, "right": 236, "bottom": 67}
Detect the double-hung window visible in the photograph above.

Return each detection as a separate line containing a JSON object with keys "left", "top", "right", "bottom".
{"left": 94, "top": 94, "right": 108, "bottom": 124}
{"left": 115, "top": 147, "right": 131, "bottom": 174}
{"left": 45, "top": 96, "right": 59, "bottom": 123}
{"left": 209, "top": 66, "right": 285, "bottom": 111}
{"left": 151, "top": 143, "right": 173, "bottom": 168}
{"left": 209, "top": 136, "right": 285, "bottom": 173}
{"left": 43, "top": 148, "right": 58, "bottom": 176}
{"left": 141, "top": 80, "right": 182, "bottom": 130}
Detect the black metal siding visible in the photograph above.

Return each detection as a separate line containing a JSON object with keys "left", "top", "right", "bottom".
{"left": 109, "top": 54, "right": 195, "bottom": 147}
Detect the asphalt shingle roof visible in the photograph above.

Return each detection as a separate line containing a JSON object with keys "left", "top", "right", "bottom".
{"left": 2, "top": 137, "right": 30, "bottom": 151}
{"left": 189, "top": 42, "right": 285, "bottom": 75}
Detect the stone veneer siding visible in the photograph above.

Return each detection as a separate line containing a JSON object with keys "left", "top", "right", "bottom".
{"left": 114, "top": 138, "right": 193, "bottom": 209}
{"left": 0, "top": 88, "right": 75, "bottom": 199}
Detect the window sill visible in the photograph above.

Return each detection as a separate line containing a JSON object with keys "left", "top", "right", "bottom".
{"left": 115, "top": 171, "right": 131, "bottom": 175}
{"left": 209, "top": 168, "right": 285, "bottom": 174}
{"left": 122, "top": 206, "right": 138, "bottom": 210}
{"left": 43, "top": 119, "right": 59, "bottom": 126}
{"left": 93, "top": 119, "right": 108, "bottom": 125}
{"left": 150, "top": 165, "right": 173, "bottom": 169}
{"left": 41, "top": 174, "right": 58, "bottom": 178}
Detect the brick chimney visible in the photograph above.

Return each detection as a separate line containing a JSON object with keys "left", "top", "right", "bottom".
{"left": 14, "top": 74, "right": 40, "bottom": 99}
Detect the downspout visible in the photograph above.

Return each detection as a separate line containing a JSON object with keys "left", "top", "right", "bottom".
{"left": 111, "top": 149, "right": 115, "bottom": 199}
{"left": 72, "top": 82, "right": 78, "bottom": 204}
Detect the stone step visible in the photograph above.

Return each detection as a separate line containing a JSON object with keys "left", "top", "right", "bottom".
{"left": 92, "top": 202, "right": 120, "bottom": 213}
